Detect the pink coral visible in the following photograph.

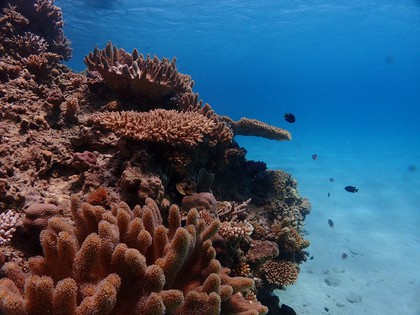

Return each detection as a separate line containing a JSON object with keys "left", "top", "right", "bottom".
{"left": 71, "top": 151, "right": 97, "bottom": 171}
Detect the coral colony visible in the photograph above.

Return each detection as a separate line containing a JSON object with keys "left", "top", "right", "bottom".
{"left": 0, "top": 1, "right": 310, "bottom": 314}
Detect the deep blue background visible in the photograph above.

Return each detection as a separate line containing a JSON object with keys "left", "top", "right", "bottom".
{"left": 57, "top": 0, "right": 420, "bottom": 159}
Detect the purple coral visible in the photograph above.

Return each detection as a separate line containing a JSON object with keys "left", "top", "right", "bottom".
{"left": 71, "top": 151, "right": 97, "bottom": 171}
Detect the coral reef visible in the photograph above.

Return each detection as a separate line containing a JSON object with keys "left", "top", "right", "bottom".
{"left": 262, "top": 260, "right": 299, "bottom": 288}
{"left": 0, "top": 0, "right": 72, "bottom": 60}
{"left": 84, "top": 41, "right": 192, "bottom": 108}
{"left": 223, "top": 117, "right": 292, "bottom": 141}
{"left": 0, "top": 197, "right": 267, "bottom": 315}
{"left": 0, "top": 6, "right": 311, "bottom": 313}
{"left": 90, "top": 109, "right": 233, "bottom": 146}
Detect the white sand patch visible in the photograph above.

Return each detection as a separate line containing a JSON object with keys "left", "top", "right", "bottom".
{"left": 236, "top": 136, "right": 420, "bottom": 315}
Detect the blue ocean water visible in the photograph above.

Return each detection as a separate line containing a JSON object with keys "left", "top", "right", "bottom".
{"left": 56, "top": 0, "right": 420, "bottom": 313}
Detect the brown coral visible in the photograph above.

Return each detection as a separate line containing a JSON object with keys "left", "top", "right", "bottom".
{"left": 246, "top": 240, "right": 279, "bottom": 264}
{"left": 0, "top": 1, "right": 72, "bottom": 60}
{"left": 91, "top": 109, "right": 232, "bottom": 146}
{"left": 262, "top": 260, "right": 299, "bottom": 287}
{"left": 224, "top": 117, "right": 291, "bottom": 141}
{"left": 22, "top": 203, "right": 59, "bottom": 235}
{"left": 0, "top": 197, "right": 268, "bottom": 314}
{"left": 84, "top": 41, "right": 192, "bottom": 107}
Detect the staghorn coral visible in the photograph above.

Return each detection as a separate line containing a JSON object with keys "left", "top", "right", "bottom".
{"left": 217, "top": 198, "right": 251, "bottom": 222}
{"left": 262, "top": 260, "right": 299, "bottom": 288}
{"left": 0, "top": 0, "right": 71, "bottom": 60}
{"left": 84, "top": 41, "right": 192, "bottom": 107}
{"left": 90, "top": 109, "right": 232, "bottom": 146}
{"left": 14, "top": 32, "right": 49, "bottom": 57}
{"left": 0, "top": 197, "right": 268, "bottom": 314}
{"left": 222, "top": 117, "right": 291, "bottom": 141}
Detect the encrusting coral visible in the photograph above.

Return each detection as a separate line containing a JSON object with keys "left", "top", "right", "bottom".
{"left": 0, "top": 196, "right": 268, "bottom": 315}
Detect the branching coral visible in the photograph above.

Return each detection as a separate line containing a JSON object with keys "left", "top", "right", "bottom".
{"left": 0, "top": 210, "right": 20, "bottom": 245}
{"left": 0, "top": 197, "right": 268, "bottom": 314}
{"left": 0, "top": 1, "right": 72, "bottom": 60}
{"left": 90, "top": 109, "right": 233, "bottom": 146}
{"left": 84, "top": 41, "right": 193, "bottom": 107}
{"left": 262, "top": 260, "right": 299, "bottom": 288}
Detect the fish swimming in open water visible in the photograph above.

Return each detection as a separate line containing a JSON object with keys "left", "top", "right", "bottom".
{"left": 284, "top": 113, "right": 295, "bottom": 123}
{"left": 328, "top": 219, "right": 334, "bottom": 228}
{"left": 344, "top": 186, "right": 358, "bottom": 193}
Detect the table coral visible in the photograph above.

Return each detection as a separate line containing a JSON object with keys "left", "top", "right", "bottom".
{"left": 90, "top": 109, "right": 232, "bottom": 146}
{"left": 0, "top": 196, "right": 268, "bottom": 314}
{"left": 222, "top": 117, "right": 291, "bottom": 141}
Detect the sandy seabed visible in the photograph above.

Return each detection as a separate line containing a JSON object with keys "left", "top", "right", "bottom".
{"left": 237, "top": 135, "right": 420, "bottom": 315}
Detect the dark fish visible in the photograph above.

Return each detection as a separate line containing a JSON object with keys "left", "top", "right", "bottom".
{"left": 327, "top": 192, "right": 330, "bottom": 197}
{"left": 279, "top": 303, "right": 297, "bottom": 315}
{"left": 329, "top": 178, "right": 335, "bottom": 182}
{"left": 312, "top": 154, "right": 318, "bottom": 160}
{"left": 342, "top": 253, "right": 348, "bottom": 260}
{"left": 284, "top": 113, "right": 295, "bottom": 123}
{"left": 309, "top": 256, "right": 314, "bottom": 260}
{"left": 344, "top": 186, "right": 358, "bottom": 193}
{"left": 324, "top": 307, "right": 330, "bottom": 312}
{"left": 328, "top": 219, "right": 334, "bottom": 228}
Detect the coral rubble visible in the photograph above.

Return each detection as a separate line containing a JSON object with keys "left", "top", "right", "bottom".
{"left": 0, "top": 4, "right": 311, "bottom": 314}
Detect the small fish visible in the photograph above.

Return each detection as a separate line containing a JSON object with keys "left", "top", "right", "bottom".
{"left": 342, "top": 253, "right": 348, "bottom": 260}
{"left": 344, "top": 186, "right": 358, "bottom": 193}
{"left": 312, "top": 154, "right": 318, "bottom": 160}
{"left": 328, "top": 219, "right": 334, "bottom": 228}
{"left": 327, "top": 192, "right": 330, "bottom": 197}
{"left": 324, "top": 307, "right": 330, "bottom": 312}
{"left": 309, "top": 256, "right": 314, "bottom": 260}
{"left": 329, "top": 178, "right": 335, "bottom": 182}
{"left": 284, "top": 113, "right": 295, "bottom": 123}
